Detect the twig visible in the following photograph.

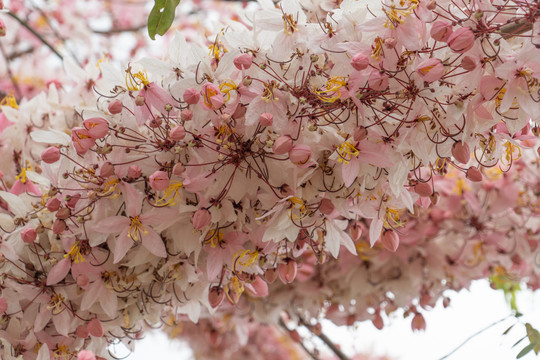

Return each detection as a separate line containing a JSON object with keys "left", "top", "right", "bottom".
{"left": 6, "top": 11, "right": 63, "bottom": 61}
{"left": 436, "top": 314, "right": 515, "bottom": 360}
{"left": 298, "top": 317, "right": 350, "bottom": 360}
{"left": 0, "top": 41, "right": 22, "bottom": 99}
{"left": 278, "top": 318, "right": 319, "bottom": 360}
{"left": 92, "top": 24, "right": 147, "bottom": 35}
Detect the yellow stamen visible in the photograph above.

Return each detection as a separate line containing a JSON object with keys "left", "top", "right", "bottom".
{"left": 383, "top": 208, "right": 406, "bottom": 228}
{"left": 204, "top": 229, "right": 224, "bottom": 248}
{"left": 452, "top": 178, "right": 470, "bottom": 195}
{"left": 15, "top": 167, "right": 29, "bottom": 184}
{"left": 225, "top": 276, "right": 244, "bottom": 304}
{"left": 233, "top": 249, "right": 259, "bottom": 272}
{"left": 64, "top": 241, "right": 85, "bottom": 263}
{"left": 219, "top": 80, "right": 237, "bottom": 102}
{"left": 289, "top": 197, "right": 309, "bottom": 220}
{"left": 261, "top": 81, "right": 279, "bottom": 102}
{"left": 371, "top": 37, "right": 385, "bottom": 60}
{"left": 383, "top": 0, "right": 418, "bottom": 29}
{"left": 313, "top": 76, "right": 347, "bottom": 103}
{"left": 47, "top": 293, "right": 65, "bottom": 315}
{"left": 128, "top": 216, "right": 147, "bottom": 242}
{"left": 282, "top": 14, "right": 298, "bottom": 35}
{"left": 336, "top": 141, "right": 360, "bottom": 164}
{"left": 0, "top": 91, "right": 18, "bottom": 109}
{"left": 53, "top": 344, "right": 71, "bottom": 359}
{"left": 154, "top": 181, "right": 183, "bottom": 207}
{"left": 125, "top": 68, "right": 150, "bottom": 91}
{"left": 208, "top": 33, "right": 228, "bottom": 60}
{"left": 202, "top": 85, "right": 221, "bottom": 109}
{"left": 501, "top": 141, "right": 521, "bottom": 166}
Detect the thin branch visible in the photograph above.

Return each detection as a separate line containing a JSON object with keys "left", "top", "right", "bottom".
{"left": 278, "top": 318, "right": 319, "bottom": 360}
{"left": 6, "top": 11, "right": 63, "bottom": 61}
{"left": 92, "top": 24, "right": 146, "bottom": 35}
{"left": 0, "top": 41, "right": 22, "bottom": 99}
{"left": 298, "top": 317, "right": 350, "bottom": 360}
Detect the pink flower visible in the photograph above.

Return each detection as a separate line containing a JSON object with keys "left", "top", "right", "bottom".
{"left": 77, "top": 350, "right": 96, "bottom": 360}
{"left": 93, "top": 183, "right": 175, "bottom": 263}
{"left": 233, "top": 53, "right": 253, "bottom": 70}
{"left": 83, "top": 117, "right": 109, "bottom": 139}
{"left": 416, "top": 58, "right": 445, "bottom": 82}
{"left": 41, "top": 146, "right": 61, "bottom": 164}
{"left": 288, "top": 144, "right": 312, "bottom": 166}
{"left": 71, "top": 127, "right": 95, "bottom": 154}
{"left": 200, "top": 83, "right": 224, "bottom": 110}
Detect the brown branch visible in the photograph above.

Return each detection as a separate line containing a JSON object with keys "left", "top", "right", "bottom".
{"left": 298, "top": 317, "right": 350, "bottom": 360}
{"left": 0, "top": 42, "right": 22, "bottom": 99}
{"left": 278, "top": 318, "right": 320, "bottom": 360}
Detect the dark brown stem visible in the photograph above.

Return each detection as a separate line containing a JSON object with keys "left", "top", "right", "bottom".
{"left": 278, "top": 318, "right": 319, "bottom": 360}
{"left": 298, "top": 317, "right": 350, "bottom": 360}
{"left": 0, "top": 42, "right": 22, "bottom": 99}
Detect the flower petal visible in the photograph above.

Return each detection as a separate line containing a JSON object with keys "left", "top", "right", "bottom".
{"left": 142, "top": 228, "right": 166, "bottom": 258}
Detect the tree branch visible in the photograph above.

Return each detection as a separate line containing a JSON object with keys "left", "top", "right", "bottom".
{"left": 298, "top": 317, "right": 350, "bottom": 360}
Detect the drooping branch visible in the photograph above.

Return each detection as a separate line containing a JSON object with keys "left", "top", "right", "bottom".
{"left": 298, "top": 317, "right": 351, "bottom": 360}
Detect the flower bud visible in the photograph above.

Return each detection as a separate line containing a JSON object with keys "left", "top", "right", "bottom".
{"left": 71, "top": 127, "right": 95, "bottom": 154}
{"left": 416, "top": 58, "right": 445, "bottom": 82}
{"left": 192, "top": 209, "right": 212, "bottom": 230}
{"left": 149, "top": 170, "right": 170, "bottom": 191}
{"left": 451, "top": 141, "right": 470, "bottom": 164}
{"left": 466, "top": 167, "right": 483, "bottom": 182}
{"left": 264, "top": 268, "right": 278, "bottom": 283}
{"left": 21, "top": 228, "right": 37, "bottom": 243}
{"left": 350, "top": 53, "right": 370, "bottom": 71}
{"left": 183, "top": 88, "right": 200, "bottom": 105}
{"left": 384, "top": 37, "right": 397, "bottom": 49}
{"left": 233, "top": 53, "right": 253, "bottom": 70}
{"left": 53, "top": 219, "right": 66, "bottom": 234}
{"left": 181, "top": 109, "right": 193, "bottom": 121}
{"left": 259, "top": 112, "right": 273, "bottom": 127}
{"left": 372, "top": 312, "right": 384, "bottom": 330}
{"left": 99, "top": 162, "right": 114, "bottom": 178}
{"left": 135, "top": 95, "right": 145, "bottom": 106}
{"left": 354, "top": 126, "right": 368, "bottom": 142}
{"left": 46, "top": 198, "right": 61, "bottom": 212}
{"left": 381, "top": 230, "right": 399, "bottom": 252}
{"left": 170, "top": 125, "right": 186, "bottom": 141}
{"left": 447, "top": 27, "right": 475, "bottom": 53}
{"left": 411, "top": 313, "right": 426, "bottom": 331}
{"left": 349, "top": 223, "right": 363, "bottom": 241}
{"left": 430, "top": 20, "right": 452, "bottom": 41}
{"left": 108, "top": 100, "right": 123, "bottom": 114}
{"left": 272, "top": 135, "right": 293, "bottom": 155}
{"left": 66, "top": 194, "right": 81, "bottom": 208}
{"left": 208, "top": 286, "right": 225, "bottom": 308}
{"left": 461, "top": 55, "right": 478, "bottom": 71}
{"left": 127, "top": 165, "right": 141, "bottom": 179}
{"left": 278, "top": 259, "right": 297, "bottom": 284}
{"left": 88, "top": 318, "right": 104, "bottom": 337}
{"left": 77, "top": 350, "right": 96, "bottom": 360}
{"left": 76, "top": 325, "right": 89, "bottom": 339}
{"left": 426, "top": 0, "right": 436, "bottom": 10}
{"left": 414, "top": 182, "right": 432, "bottom": 197}
{"left": 41, "top": 146, "right": 61, "bottom": 164}
{"left": 172, "top": 163, "right": 185, "bottom": 176}
{"left": 289, "top": 144, "right": 312, "bottom": 166}
{"left": 319, "top": 198, "right": 335, "bottom": 215}
{"left": 247, "top": 276, "right": 269, "bottom": 297}
{"left": 83, "top": 117, "right": 109, "bottom": 139}
{"left": 56, "top": 207, "right": 71, "bottom": 220}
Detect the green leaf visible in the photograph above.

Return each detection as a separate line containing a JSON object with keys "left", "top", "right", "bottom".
{"left": 147, "top": 0, "right": 181, "bottom": 40}
{"left": 517, "top": 343, "right": 535, "bottom": 359}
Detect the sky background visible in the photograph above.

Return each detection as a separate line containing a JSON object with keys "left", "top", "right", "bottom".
{"left": 123, "top": 280, "right": 540, "bottom": 360}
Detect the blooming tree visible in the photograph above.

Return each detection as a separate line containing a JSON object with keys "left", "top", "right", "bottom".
{"left": 0, "top": 0, "right": 539, "bottom": 359}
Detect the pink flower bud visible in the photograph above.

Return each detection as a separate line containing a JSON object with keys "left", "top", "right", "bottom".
{"left": 0, "top": 297, "right": 7, "bottom": 313}
{"left": 384, "top": 37, "right": 397, "bottom": 49}
{"left": 319, "top": 198, "right": 335, "bottom": 215}
{"left": 0, "top": 19, "right": 5, "bottom": 37}
{"left": 172, "top": 163, "right": 185, "bottom": 176}
{"left": 181, "top": 109, "right": 193, "bottom": 121}
{"left": 149, "top": 171, "right": 170, "bottom": 191}
{"left": 108, "top": 100, "right": 123, "bottom": 114}
{"left": 192, "top": 209, "right": 211, "bottom": 230}
{"left": 451, "top": 141, "right": 470, "bottom": 164}
{"left": 466, "top": 167, "right": 483, "bottom": 182}
{"left": 41, "top": 147, "right": 61, "bottom": 164}
{"left": 368, "top": 70, "right": 389, "bottom": 91}
{"left": 247, "top": 276, "right": 268, "bottom": 297}
{"left": 84, "top": 117, "right": 109, "bottom": 139}
{"left": 56, "top": 208, "right": 71, "bottom": 220}
{"left": 201, "top": 83, "right": 224, "bottom": 110}
{"left": 149, "top": 117, "right": 162, "bottom": 128}
{"left": 170, "top": 125, "right": 186, "bottom": 141}
{"left": 350, "top": 53, "right": 370, "bottom": 71}
{"left": 127, "top": 165, "right": 142, "bottom": 179}
{"left": 416, "top": 58, "right": 445, "bottom": 82}
{"left": 461, "top": 55, "right": 478, "bottom": 71}
{"left": 349, "top": 223, "right": 363, "bottom": 242}
{"left": 76, "top": 325, "right": 89, "bottom": 339}
{"left": 66, "top": 194, "right": 81, "bottom": 208}
{"left": 264, "top": 268, "right": 278, "bottom": 283}
{"left": 447, "top": 27, "right": 475, "bottom": 53}
{"left": 99, "top": 162, "right": 114, "bottom": 178}
{"left": 46, "top": 198, "right": 61, "bottom": 212}
{"left": 71, "top": 127, "right": 95, "bottom": 154}
{"left": 135, "top": 95, "right": 145, "bottom": 106}
{"left": 272, "top": 135, "right": 293, "bottom": 155}
{"left": 372, "top": 312, "right": 384, "bottom": 330}
{"left": 289, "top": 144, "right": 312, "bottom": 166}
{"left": 87, "top": 318, "right": 104, "bottom": 337}
{"left": 233, "top": 53, "right": 253, "bottom": 70}
{"left": 21, "top": 228, "right": 37, "bottom": 243}
{"left": 381, "top": 230, "right": 399, "bottom": 252}
{"left": 53, "top": 219, "right": 66, "bottom": 234}
{"left": 208, "top": 286, "right": 225, "bottom": 308}
{"left": 183, "top": 88, "right": 200, "bottom": 105}
{"left": 426, "top": 0, "right": 436, "bottom": 10}
{"left": 278, "top": 259, "right": 297, "bottom": 284}
{"left": 411, "top": 313, "right": 426, "bottom": 331}
{"left": 430, "top": 20, "right": 452, "bottom": 41}
{"left": 233, "top": 104, "right": 247, "bottom": 118}
{"left": 259, "top": 112, "right": 274, "bottom": 126}
{"left": 354, "top": 126, "right": 368, "bottom": 142}
{"left": 77, "top": 350, "right": 96, "bottom": 360}
{"left": 414, "top": 182, "right": 432, "bottom": 197}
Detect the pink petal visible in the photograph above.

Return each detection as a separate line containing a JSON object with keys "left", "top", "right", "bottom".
{"left": 139, "top": 208, "right": 177, "bottom": 226}
{"left": 342, "top": 159, "right": 361, "bottom": 187}
{"left": 141, "top": 228, "right": 166, "bottom": 258}
{"left": 46, "top": 258, "right": 71, "bottom": 286}
{"left": 92, "top": 216, "right": 129, "bottom": 234}
{"left": 52, "top": 309, "right": 71, "bottom": 336}
{"left": 113, "top": 227, "right": 133, "bottom": 263}
{"left": 120, "top": 182, "right": 143, "bottom": 217}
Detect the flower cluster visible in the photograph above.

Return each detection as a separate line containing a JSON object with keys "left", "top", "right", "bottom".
{"left": 0, "top": 0, "right": 539, "bottom": 358}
